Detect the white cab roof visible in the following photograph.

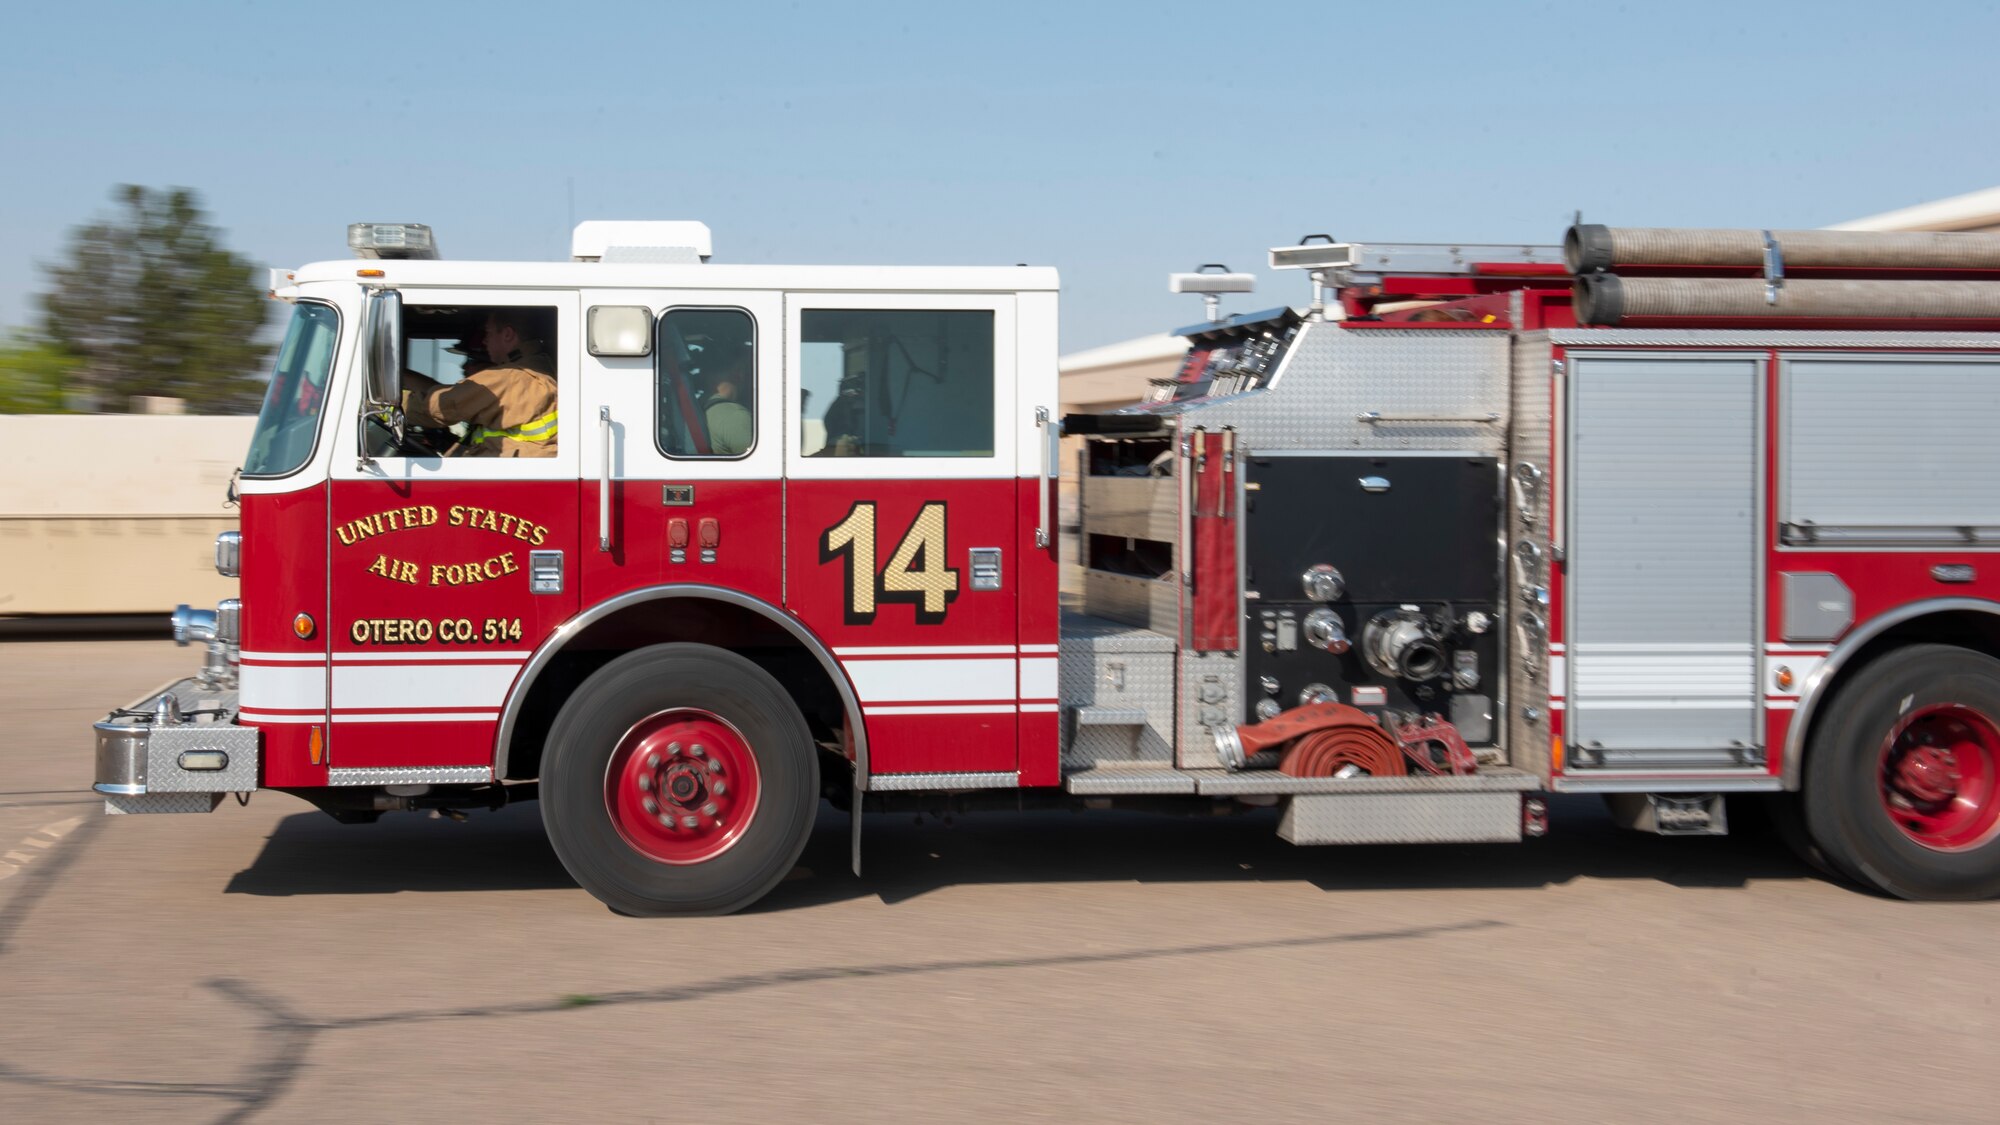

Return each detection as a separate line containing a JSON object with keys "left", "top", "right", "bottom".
{"left": 289, "top": 258, "right": 1059, "bottom": 293}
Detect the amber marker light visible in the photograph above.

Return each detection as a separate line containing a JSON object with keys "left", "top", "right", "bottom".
{"left": 1551, "top": 735, "right": 1565, "bottom": 773}
{"left": 293, "top": 613, "right": 316, "bottom": 639}
{"left": 1775, "top": 665, "right": 1795, "bottom": 692}
{"left": 357, "top": 268, "right": 386, "bottom": 278}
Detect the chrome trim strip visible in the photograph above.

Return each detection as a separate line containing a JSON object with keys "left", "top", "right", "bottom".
{"left": 491, "top": 584, "right": 869, "bottom": 786}
{"left": 1782, "top": 596, "right": 2000, "bottom": 788}
{"left": 866, "top": 771, "right": 1017, "bottom": 791}
{"left": 1551, "top": 774, "right": 1782, "bottom": 794}
{"left": 327, "top": 765, "right": 493, "bottom": 786}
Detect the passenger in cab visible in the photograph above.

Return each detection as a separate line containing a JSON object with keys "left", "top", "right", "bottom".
{"left": 701, "top": 351, "right": 753, "bottom": 456}
{"left": 401, "top": 310, "right": 558, "bottom": 456}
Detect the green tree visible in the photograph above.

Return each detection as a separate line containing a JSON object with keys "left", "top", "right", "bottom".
{"left": 39, "top": 185, "right": 273, "bottom": 413}
{"left": 0, "top": 333, "right": 78, "bottom": 412}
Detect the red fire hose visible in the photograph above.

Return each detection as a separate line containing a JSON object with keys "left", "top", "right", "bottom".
{"left": 1230, "top": 702, "right": 1407, "bottom": 778}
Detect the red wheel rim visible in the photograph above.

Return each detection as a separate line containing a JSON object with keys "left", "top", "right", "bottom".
{"left": 604, "top": 709, "right": 762, "bottom": 865}
{"left": 1878, "top": 703, "right": 2000, "bottom": 852}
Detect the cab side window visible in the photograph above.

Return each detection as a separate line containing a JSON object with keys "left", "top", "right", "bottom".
{"left": 380, "top": 304, "right": 559, "bottom": 457}
{"left": 799, "top": 309, "right": 994, "bottom": 457}
{"left": 656, "top": 308, "right": 756, "bottom": 459}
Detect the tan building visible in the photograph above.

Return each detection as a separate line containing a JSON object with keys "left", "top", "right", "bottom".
{"left": 1, "top": 415, "right": 249, "bottom": 616}
{"left": 1829, "top": 186, "right": 2000, "bottom": 233}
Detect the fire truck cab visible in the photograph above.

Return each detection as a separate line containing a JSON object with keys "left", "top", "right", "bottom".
{"left": 95, "top": 220, "right": 2000, "bottom": 914}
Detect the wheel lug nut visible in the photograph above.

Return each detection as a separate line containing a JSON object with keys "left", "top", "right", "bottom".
{"left": 691, "top": 744, "right": 706, "bottom": 757}
{"left": 638, "top": 775, "right": 652, "bottom": 791}
{"left": 667, "top": 741, "right": 682, "bottom": 755}
{"left": 713, "top": 781, "right": 727, "bottom": 796}
{"left": 702, "top": 802, "right": 719, "bottom": 816}
{"left": 643, "top": 797, "right": 658, "bottom": 814}
{"left": 659, "top": 813, "right": 674, "bottom": 827}
{"left": 646, "top": 753, "right": 660, "bottom": 769}
{"left": 682, "top": 815, "right": 699, "bottom": 828}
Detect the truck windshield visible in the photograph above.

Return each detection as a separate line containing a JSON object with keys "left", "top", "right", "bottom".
{"left": 242, "top": 301, "right": 340, "bottom": 477}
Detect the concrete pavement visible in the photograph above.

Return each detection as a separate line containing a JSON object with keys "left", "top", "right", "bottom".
{"left": 1, "top": 639, "right": 1996, "bottom": 1123}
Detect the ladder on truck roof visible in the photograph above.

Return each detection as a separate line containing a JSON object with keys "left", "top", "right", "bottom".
{"left": 1270, "top": 238, "right": 1566, "bottom": 280}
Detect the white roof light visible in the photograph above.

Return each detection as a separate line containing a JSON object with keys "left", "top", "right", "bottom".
{"left": 1168, "top": 266, "right": 1255, "bottom": 295}
{"left": 347, "top": 223, "right": 439, "bottom": 260}
{"left": 572, "top": 221, "right": 713, "bottom": 263}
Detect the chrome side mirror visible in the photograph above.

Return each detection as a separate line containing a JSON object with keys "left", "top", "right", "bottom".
{"left": 365, "top": 288, "right": 404, "bottom": 410}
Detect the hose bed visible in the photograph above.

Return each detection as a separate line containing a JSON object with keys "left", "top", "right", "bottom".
{"left": 1566, "top": 224, "right": 2000, "bottom": 273}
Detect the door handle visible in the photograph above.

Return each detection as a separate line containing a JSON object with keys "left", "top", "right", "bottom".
{"left": 598, "top": 406, "right": 613, "bottom": 552}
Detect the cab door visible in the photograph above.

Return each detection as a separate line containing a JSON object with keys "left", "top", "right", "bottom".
{"left": 325, "top": 290, "right": 581, "bottom": 777}
{"left": 579, "top": 291, "right": 784, "bottom": 607}
{"left": 784, "top": 294, "right": 1020, "bottom": 779}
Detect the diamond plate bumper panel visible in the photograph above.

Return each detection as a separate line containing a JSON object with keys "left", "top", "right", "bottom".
{"left": 93, "top": 675, "right": 260, "bottom": 809}
{"left": 1277, "top": 791, "right": 1524, "bottom": 844}
{"left": 105, "top": 793, "right": 226, "bottom": 815}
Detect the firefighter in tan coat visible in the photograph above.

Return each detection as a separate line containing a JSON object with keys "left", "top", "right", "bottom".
{"left": 400, "top": 310, "right": 558, "bottom": 456}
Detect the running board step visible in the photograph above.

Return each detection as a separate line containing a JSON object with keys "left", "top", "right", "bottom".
{"left": 1061, "top": 766, "right": 1541, "bottom": 798}
{"left": 1072, "top": 706, "right": 1149, "bottom": 727}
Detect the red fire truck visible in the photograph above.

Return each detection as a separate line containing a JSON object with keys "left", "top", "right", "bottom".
{"left": 94, "top": 220, "right": 2000, "bottom": 914}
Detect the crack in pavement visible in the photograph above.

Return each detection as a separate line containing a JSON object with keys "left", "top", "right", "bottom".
{"left": 0, "top": 918, "right": 1503, "bottom": 1122}
{"left": 0, "top": 814, "right": 104, "bottom": 954}
{"left": 0, "top": 799, "right": 100, "bottom": 811}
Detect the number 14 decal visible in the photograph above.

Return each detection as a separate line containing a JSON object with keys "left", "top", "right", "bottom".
{"left": 819, "top": 501, "right": 961, "bottom": 625}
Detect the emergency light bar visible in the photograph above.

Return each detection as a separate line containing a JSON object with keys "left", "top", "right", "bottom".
{"left": 348, "top": 223, "right": 439, "bottom": 260}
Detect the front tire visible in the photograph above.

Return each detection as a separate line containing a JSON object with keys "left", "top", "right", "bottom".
{"left": 1804, "top": 644, "right": 2000, "bottom": 900}
{"left": 542, "top": 643, "right": 818, "bottom": 915}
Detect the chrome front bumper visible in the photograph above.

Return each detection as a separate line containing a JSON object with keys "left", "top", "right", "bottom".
{"left": 94, "top": 676, "right": 261, "bottom": 814}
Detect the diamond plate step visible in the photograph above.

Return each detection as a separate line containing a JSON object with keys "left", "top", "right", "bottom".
{"left": 1192, "top": 767, "right": 1541, "bottom": 796}
{"left": 1063, "top": 765, "right": 1197, "bottom": 795}
{"left": 1073, "top": 706, "right": 1148, "bottom": 727}
{"left": 1278, "top": 791, "right": 1524, "bottom": 844}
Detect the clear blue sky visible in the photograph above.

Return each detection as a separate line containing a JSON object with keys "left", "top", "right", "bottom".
{"left": 3, "top": 0, "right": 1998, "bottom": 353}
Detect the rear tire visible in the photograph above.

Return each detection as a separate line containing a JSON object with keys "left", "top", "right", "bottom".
{"left": 542, "top": 643, "right": 818, "bottom": 915}
{"left": 1762, "top": 791, "right": 1849, "bottom": 882}
{"left": 1804, "top": 644, "right": 2000, "bottom": 900}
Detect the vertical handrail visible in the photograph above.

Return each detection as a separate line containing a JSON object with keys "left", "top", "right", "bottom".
{"left": 1034, "top": 407, "right": 1055, "bottom": 549}
{"left": 598, "top": 406, "right": 613, "bottom": 552}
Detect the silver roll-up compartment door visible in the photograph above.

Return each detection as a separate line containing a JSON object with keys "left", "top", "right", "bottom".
{"left": 1564, "top": 353, "right": 1762, "bottom": 767}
